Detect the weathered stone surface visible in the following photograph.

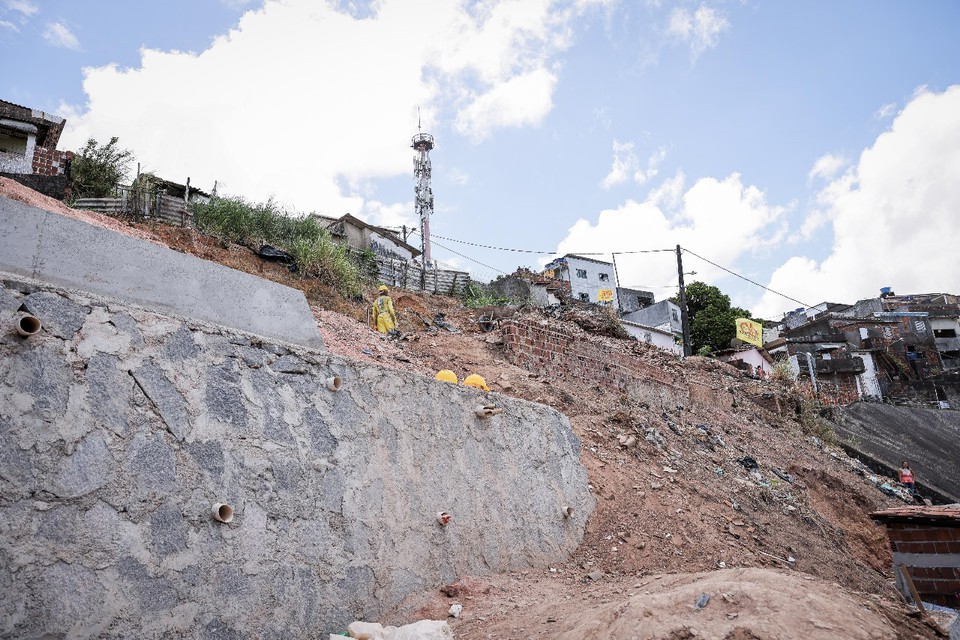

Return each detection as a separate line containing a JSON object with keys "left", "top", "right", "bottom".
{"left": 0, "top": 277, "right": 593, "bottom": 638}
{"left": 22, "top": 290, "right": 89, "bottom": 339}
{"left": 52, "top": 430, "right": 112, "bottom": 498}
{"left": 132, "top": 359, "right": 190, "bottom": 441}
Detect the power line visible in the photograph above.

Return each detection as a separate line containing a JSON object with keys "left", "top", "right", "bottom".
{"left": 428, "top": 233, "right": 674, "bottom": 256}
{"left": 681, "top": 247, "right": 813, "bottom": 309}
{"left": 429, "top": 237, "right": 509, "bottom": 276}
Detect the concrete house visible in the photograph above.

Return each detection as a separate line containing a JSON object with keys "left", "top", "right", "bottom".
{"left": 616, "top": 287, "right": 655, "bottom": 314}
{"left": 620, "top": 319, "right": 681, "bottom": 355}
{"left": 620, "top": 300, "right": 683, "bottom": 338}
{"left": 0, "top": 100, "right": 71, "bottom": 198}
{"left": 542, "top": 254, "right": 617, "bottom": 305}
{"left": 315, "top": 213, "right": 421, "bottom": 262}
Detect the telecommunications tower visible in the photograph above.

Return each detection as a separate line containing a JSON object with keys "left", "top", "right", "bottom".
{"left": 412, "top": 115, "right": 435, "bottom": 267}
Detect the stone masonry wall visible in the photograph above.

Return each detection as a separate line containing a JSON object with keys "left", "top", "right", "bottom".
{"left": 0, "top": 278, "right": 593, "bottom": 638}
{"left": 501, "top": 317, "right": 688, "bottom": 408}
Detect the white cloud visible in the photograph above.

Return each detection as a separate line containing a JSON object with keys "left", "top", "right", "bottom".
{"left": 601, "top": 141, "right": 666, "bottom": 189}
{"left": 807, "top": 152, "right": 846, "bottom": 182}
{"left": 874, "top": 102, "right": 896, "bottom": 120}
{"left": 62, "top": 0, "right": 592, "bottom": 214}
{"left": 754, "top": 85, "right": 960, "bottom": 318}
{"left": 42, "top": 21, "right": 80, "bottom": 49}
{"left": 554, "top": 171, "right": 785, "bottom": 293}
{"left": 667, "top": 4, "right": 728, "bottom": 61}
{"left": 5, "top": 0, "right": 36, "bottom": 17}
{"left": 0, "top": 19, "right": 18, "bottom": 31}
{"left": 600, "top": 140, "right": 638, "bottom": 188}
{"left": 637, "top": 145, "right": 666, "bottom": 184}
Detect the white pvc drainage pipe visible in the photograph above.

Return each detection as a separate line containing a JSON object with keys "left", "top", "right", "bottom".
{"left": 326, "top": 376, "right": 342, "bottom": 392}
{"left": 16, "top": 314, "right": 41, "bottom": 337}
{"left": 212, "top": 503, "right": 234, "bottom": 523}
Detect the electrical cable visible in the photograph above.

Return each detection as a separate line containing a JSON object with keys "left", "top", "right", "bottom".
{"left": 427, "top": 232, "right": 674, "bottom": 256}
{"left": 681, "top": 247, "right": 813, "bottom": 310}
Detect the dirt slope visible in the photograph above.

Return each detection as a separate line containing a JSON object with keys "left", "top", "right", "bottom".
{"left": 2, "top": 185, "right": 945, "bottom": 638}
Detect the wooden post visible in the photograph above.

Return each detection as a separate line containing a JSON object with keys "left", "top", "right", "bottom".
{"left": 898, "top": 564, "right": 926, "bottom": 616}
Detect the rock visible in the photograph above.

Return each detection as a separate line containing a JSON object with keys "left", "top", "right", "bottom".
{"left": 384, "top": 620, "right": 454, "bottom": 640}
{"left": 348, "top": 621, "right": 385, "bottom": 639}
{"left": 651, "top": 482, "right": 663, "bottom": 490}
{"left": 448, "top": 603, "right": 463, "bottom": 618}
{"left": 587, "top": 570, "right": 604, "bottom": 581}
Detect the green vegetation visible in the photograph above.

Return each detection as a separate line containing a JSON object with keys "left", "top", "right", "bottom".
{"left": 460, "top": 282, "right": 511, "bottom": 309}
{"left": 70, "top": 137, "right": 135, "bottom": 199}
{"left": 191, "top": 197, "right": 367, "bottom": 298}
{"left": 673, "top": 281, "right": 753, "bottom": 355}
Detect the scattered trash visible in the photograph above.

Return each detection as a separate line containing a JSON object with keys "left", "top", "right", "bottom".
{"left": 645, "top": 428, "right": 666, "bottom": 447}
{"left": 772, "top": 468, "right": 796, "bottom": 483}
{"left": 663, "top": 466, "right": 678, "bottom": 473}
{"left": 436, "top": 511, "right": 452, "bottom": 526}
{"left": 433, "top": 313, "right": 460, "bottom": 333}
{"left": 362, "top": 348, "right": 373, "bottom": 355}
{"left": 254, "top": 244, "right": 297, "bottom": 272}
{"left": 714, "top": 467, "right": 725, "bottom": 476}
{"left": 737, "top": 456, "right": 759, "bottom": 470}
{"left": 694, "top": 593, "right": 711, "bottom": 609}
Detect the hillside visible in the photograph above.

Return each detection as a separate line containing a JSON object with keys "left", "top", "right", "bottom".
{"left": 0, "top": 178, "right": 946, "bottom": 638}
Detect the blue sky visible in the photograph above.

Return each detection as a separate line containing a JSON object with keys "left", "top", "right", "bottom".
{"left": 2, "top": 0, "right": 959, "bottom": 318}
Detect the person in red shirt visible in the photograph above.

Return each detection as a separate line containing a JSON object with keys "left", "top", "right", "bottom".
{"left": 899, "top": 461, "right": 915, "bottom": 495}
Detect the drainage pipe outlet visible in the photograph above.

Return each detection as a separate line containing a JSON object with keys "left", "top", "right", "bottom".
{"left": 212, "top": 503, "right": 234, "bottom": 523}
{"left": 326, "top": 376, "right": 342, "bottom": 392}
{"left": 561, "top": 505, "right": 574, "bottom": 519}
{"left": 16, "top": 314, "right": 41, "bottom": 337}
{"left": 475, "top": 404, "right": 503, "bottom": 419}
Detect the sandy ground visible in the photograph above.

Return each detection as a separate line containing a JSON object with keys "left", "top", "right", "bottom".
{"left": 3, "top": 182, "right": 950, "bottom": 639}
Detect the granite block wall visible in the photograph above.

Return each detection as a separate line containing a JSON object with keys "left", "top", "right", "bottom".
{"left": 0, "top": 278, "right": 593, "bottom": 638}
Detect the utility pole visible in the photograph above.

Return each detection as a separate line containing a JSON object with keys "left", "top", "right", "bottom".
{"left": 676, "top": 244, "right": 692, "bottom": 357}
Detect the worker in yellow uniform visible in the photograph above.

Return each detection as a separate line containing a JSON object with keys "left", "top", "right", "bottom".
{"left": 463, "top": 374, "right": 490, "bottom": 391}
{"left": 371, "top": 285, "right": 398, "bottom": 335}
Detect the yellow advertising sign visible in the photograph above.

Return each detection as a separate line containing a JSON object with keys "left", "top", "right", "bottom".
{"left": 735, "top": 318, "right": 763, "bottom": 347}
{"left": 597, "top": 289, "right": 614, "bottom": 302}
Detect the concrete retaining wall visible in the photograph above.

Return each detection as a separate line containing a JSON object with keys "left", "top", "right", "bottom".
{"left": 0, "top": 277, "right": 592, "bottom": 638}
{"left": 0, "top": 196, "right": 323, "bottom": 350}
{"left": 833, "top": 403, "right": 960, "bottom": 502}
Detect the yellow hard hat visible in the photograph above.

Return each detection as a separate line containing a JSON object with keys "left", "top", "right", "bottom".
{"left": 463, "top": 374, "right": 490, "bottom": 391}
{"left": 378, "top": 285, "right": 389, "bottom": 294}
{"left": 435, "top": 369, "right": 458, "bottom": 384}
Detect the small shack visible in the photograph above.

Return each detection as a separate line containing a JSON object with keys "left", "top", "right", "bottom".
{"left": 869, "top": 505, "right": 960, "bottom": 610}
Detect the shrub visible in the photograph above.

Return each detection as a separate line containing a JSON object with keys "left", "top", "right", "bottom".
{"left": 192, "top": 197, "right": 368, "bottom": 297}
{"left": 70, "top": 137, "right": 134, "bottom": 199}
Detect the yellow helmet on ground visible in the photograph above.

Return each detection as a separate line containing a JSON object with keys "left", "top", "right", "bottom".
{"left": 378, "top": 285, "right": 389, "bottom": 294}
{"left": 435, "top": 369, "right": 458, "bottom": 384}
{"left": 463, "top": 374, "right": 490, "bottom": 391}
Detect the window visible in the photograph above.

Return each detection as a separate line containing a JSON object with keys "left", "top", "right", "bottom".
{"left": 576, "top": 269, "right": 587, "bottom": 279}
{"left": 671, "top": 309, "right": 679, "bottom": 322}
{"left": 934, "top": 328, "right": 958, "bottom": 338}
{"left": 598, "top": 273, "right": 609, "bottom": 282}
{"left": 578, "top": 292, "right": 589, "bottom": 301}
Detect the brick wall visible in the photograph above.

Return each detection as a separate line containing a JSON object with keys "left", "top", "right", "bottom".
{"left": 31, "top": 146, "right": 71, "bottom": 176}
{"left": 501, "top": 317, "right": 686, "bottom": 405}
{"left": 883, "top": 522, "right": 960, "bottom": 607}
{"left": 0, "top": 172, "right": 69, "bottom": 200}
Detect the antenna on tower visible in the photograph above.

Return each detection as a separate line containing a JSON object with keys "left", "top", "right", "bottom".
{"left": 411, "top": 112, "right": 435, "bottom": 278}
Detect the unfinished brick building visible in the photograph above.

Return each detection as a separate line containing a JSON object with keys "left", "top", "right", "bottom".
{"left": 0, "top": 99, "right": 72, "bottom": 198}
{"left": 870, "top": 505, "right": 960, "bottom": 609}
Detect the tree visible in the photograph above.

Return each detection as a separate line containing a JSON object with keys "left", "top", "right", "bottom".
{"left": 70, "top": 137, "right": 134, "bottom": 199}
{"left": 673, "top": 281, "right": 752, "bottom": 355}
